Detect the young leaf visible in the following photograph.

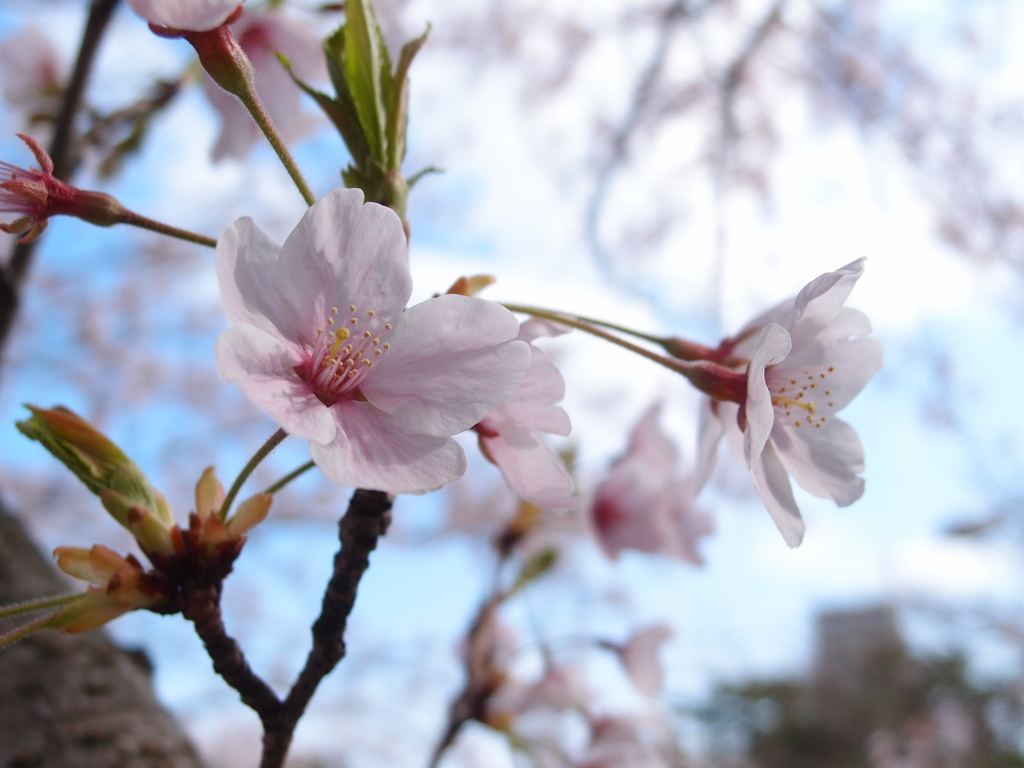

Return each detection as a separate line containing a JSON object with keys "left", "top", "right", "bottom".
{"left": 343, "top": 0, "right": 389, "bottom": 163}
{"left": 387, "top": 24, "right": 430, "bottom": 169}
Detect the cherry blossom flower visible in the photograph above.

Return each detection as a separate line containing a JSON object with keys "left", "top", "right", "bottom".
{"left": 696, "top": 258, "right": 883, "bottom": 547}
{"left": 591, "top": 403, "right": 713, "bottom": 563}
{"left": 216, "top": 188, "right": 530, "bottom": 494}
{"left": 0, "top": 26, "right": 65, "bottom": 129}
{"left": 473, "top": 319, "right": 577, "bottom": 512}
{"left": 205, "top": 7, "right": 327, "bottom": 160}
{"left": 0, "top": 134, "right": 127, "bottom": 242}
{"left": 126, "top": 0, "right": 243, "bottom": 32}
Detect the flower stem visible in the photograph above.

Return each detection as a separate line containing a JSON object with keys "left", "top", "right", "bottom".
{"left": 564, "top": 312, "right": 666, "bottom": 345}
{"left": 502, "top": 303, "right": 684, "bottom": 371}
{"left": 0, "top": 608, "right": 70, "bottom": 650}
{"left": 118, "top": 210, "right": 217, "bottom": 248}
{"left": 502, "top": 303, "right": 746, "bottom": 402}
{"left": 0, "top": 592, "right": 82, "bottom": 620}
{"left": 237, "top": 89, "right": 316, "bottom": 207}
{"left": 219, "top": 428, "right": 289, "bottom": 520}
{"left": 263, "top": 460, "right": 316, "bottom": 495}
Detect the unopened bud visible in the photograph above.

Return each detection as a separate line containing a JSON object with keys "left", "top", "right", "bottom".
{"left": 226, "top": 493, "right": 272, "bottom": 537}
{"left": 19, "top": 405, "right": 171, "bottom": 530}
{"left": 447, "top": 275, "right": 497, "bottom": 297}
{"left": 195, "top": 466, "right": 225, "bottom": 519}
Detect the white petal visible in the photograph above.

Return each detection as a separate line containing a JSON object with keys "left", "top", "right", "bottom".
{"left": 215, "top": 325, "right": 336, "bottom": 444}
{"left": 694, "top": 398, "right": 726, "bottom": 492}
{"left": 311, "top": 400, "right": 466, "bottom": 494}
{"left": 749, "top": 440, "right": 805, "bottom": 548}
{"left": 743, "top": 323, "right": 792, "bottom": 466}
{"left": 772, "top": 418, "right": 866, "bottom": 506}
{"left": 361, "top": 295, "right": 530, "bottom": 436}
{"left": 481, "top": 422, "right": 577, "bottom": 511}
{"left": 774, "top": 335, "right": 883, "bottom": 413}
{"left": 277, "top": 188, "right": 411, "bottom": 339}
{"left": 788, "top": 258, "right": 866, "bottom": 350}
{"left": 126, "top": 0, "right": 242, "bottom": 31}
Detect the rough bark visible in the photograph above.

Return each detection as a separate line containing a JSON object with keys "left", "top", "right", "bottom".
{"left": 0, "top": 505, "right": 205, "bottom": 768}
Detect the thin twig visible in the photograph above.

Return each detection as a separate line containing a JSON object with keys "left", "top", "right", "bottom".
{"left": 259, "top": 489, "right": 393, "bottom": 768}
{"left": 0, "top": 0, "right": 120, "bottom": 360}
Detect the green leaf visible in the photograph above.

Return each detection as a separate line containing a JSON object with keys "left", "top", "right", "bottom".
{"left": 387, "top": 23, "right": 430, "bottom": 168}
{"left": 407, "top": 164, "right": 443, "bottom": 188}
{"left": 343, "top": 0, "right": 389, "bottom": 164}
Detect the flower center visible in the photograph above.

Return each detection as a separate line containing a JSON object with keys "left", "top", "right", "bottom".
{"left": 767, "top": 365, "right": 837, "bottom": 429}
{"left": 296, "top": 305, "right": 394, "bottom": 406}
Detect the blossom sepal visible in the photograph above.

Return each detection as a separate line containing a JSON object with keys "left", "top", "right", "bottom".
{"left": 669, "top": 359, "right": 747, "bottom": 404}
{"left": 0, "top": 135, "right": 128, "bottom": 241}
{"left": 144, "top": 468, "right": 272, "bottom": 581}
{"left": 167, "top": 20, "right": 255, "bottom": 99}
{"left": 0, "top": 545, "right": 176, "bottom": 649}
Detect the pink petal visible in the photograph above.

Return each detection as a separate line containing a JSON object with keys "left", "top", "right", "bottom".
{"left": 619, "top": 624, "right": 674, "bottom": 696}
{"left": 361, "top": 295, "right": 529, "bottom": 436}
{"left": 217, "top": 216, "right": 302, "bottom": 346}
{"left": 627, "top": 403, "right": 678, "bottom": 477}
{"left": 126, "top": 0, "right": 242, "bottom": 31}
{"left": 743, "top": 323, "right": 792, "bottom": 466}
{"left": 277, "top": 188, "right": 411, "bottom": 339}
{"left": 518, "top": 317, "right": 572, "bottom": 342}
{"left": 311, "top": 400, "right": 466, "bottom": 494}
{"left": 772, "top": 418, "right": 866, "bottom": 506}
{"left": 749, "top": 439, "right": 804, "bottom": 547}
{"left": 480, "top": 422, "right": 577, "bottom": 511}
{"left": 215, "top": 324, "right": 336, "bottom": 444}
{"left": 493, "top": 346, "right": 570, "bottom": 435}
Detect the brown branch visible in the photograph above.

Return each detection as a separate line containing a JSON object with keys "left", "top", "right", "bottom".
{"left": 0, "top": 0, "right": 120, "bottom": 360}
{"left": 179, "top": 581, "right": 283, "bottom": 718}
{"left": 259, "top": 489, "right": 393, "bottom": 768}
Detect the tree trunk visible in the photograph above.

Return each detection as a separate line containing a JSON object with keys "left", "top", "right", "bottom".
{"left": 0, "top": 505, "right": 205, "bottom": 768}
